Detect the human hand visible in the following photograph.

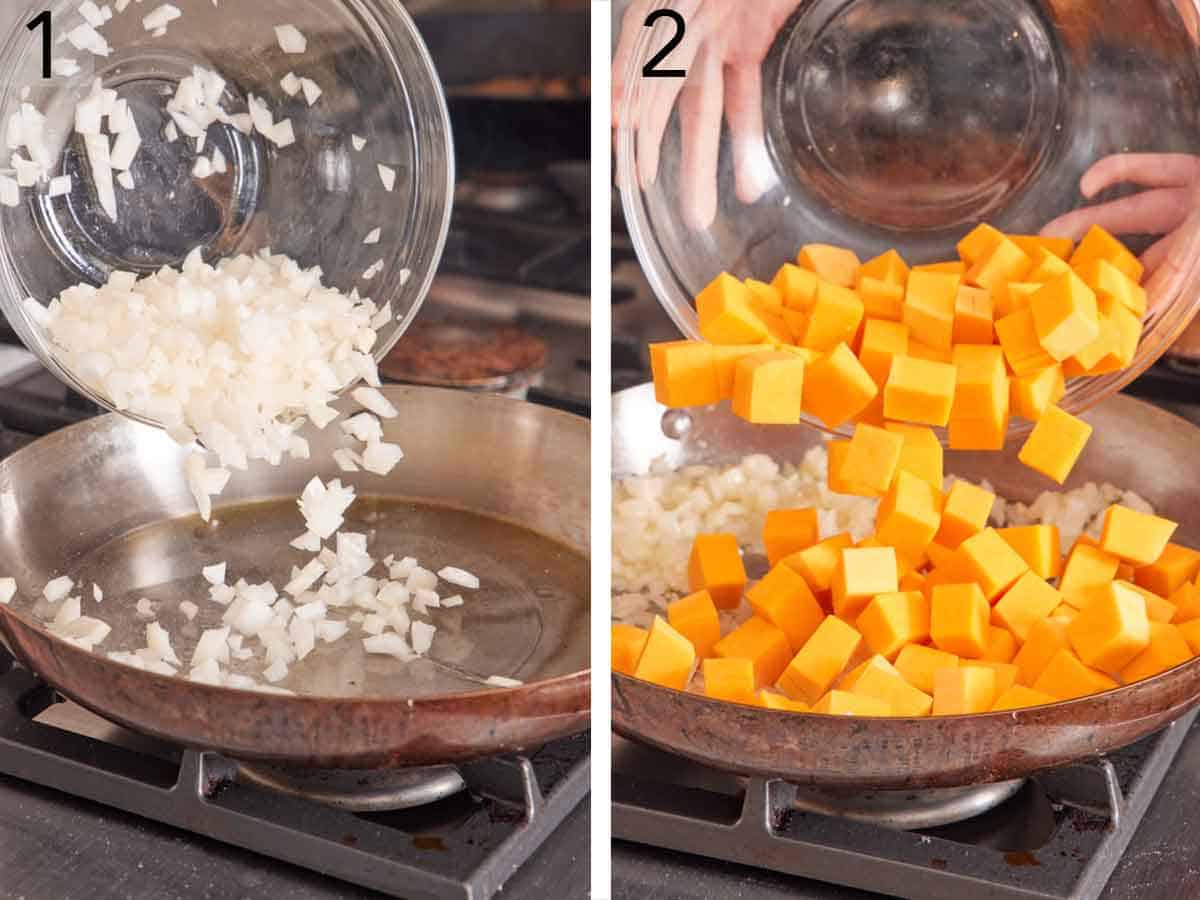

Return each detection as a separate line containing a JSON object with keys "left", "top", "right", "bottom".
{"left": 612, "top": 0, "right": 802, "bottom": 230}
{"left": 1040, "top": 154, "right": 1200, "bottom": 309}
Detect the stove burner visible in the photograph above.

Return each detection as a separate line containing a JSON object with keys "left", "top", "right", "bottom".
{"left": 789, "top": 778, "right": 1025, "bottom": 830}
{"left": 614, "top": 710, "right": 1198, "bottom": 900}
{"left": 235, "top": 760, "right": 467, "bottom": 812}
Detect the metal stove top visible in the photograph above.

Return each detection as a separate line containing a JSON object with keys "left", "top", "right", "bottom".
{"left": 0, "top": 643, "right": 589, "bottom": 900}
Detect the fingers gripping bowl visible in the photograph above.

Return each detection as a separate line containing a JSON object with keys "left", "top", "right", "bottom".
{"left": 616, "top": 0, "right": 1200, "bottom": 439}
{"left": 612, "top": 384, "right": 1200, "bottom": 789}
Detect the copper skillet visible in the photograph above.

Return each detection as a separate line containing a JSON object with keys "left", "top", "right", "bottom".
{"left": 612, "top": 383, "right": 1200, "bottom": 790}
{"left": 0, "top": 386, "right": 589, "bottom": 769}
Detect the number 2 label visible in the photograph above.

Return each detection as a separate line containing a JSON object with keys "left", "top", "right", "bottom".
{"left": 642, "top": 10, "right": 686, "bottom": 79}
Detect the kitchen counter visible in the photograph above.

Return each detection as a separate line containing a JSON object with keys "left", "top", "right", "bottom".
{"left": 0, "top": 775, "right": 589, "bottom": 900}
{"left": 613, "top": 716, "right": 1200, "bottom": 900}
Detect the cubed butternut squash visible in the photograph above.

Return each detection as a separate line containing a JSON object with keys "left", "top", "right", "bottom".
{"left": 633, "top": 616, "right": 697, "bottom": 690}
{"left": 859, "top": 277, "right": 906, "bottom": 321}
{"left": 858, "top": 319, "right": 909, "bottom": 386}
{"left": 798, "top": 244, "right": 861, "bottom": 288}
{"left": 772, "top": 263, "right": 820, "bottom": 310}
{"left": 894, "top": 643, "right": 960, "bottom": 694}
{"left": 731, "top": 351, "right": 806, "bottom": 424}
{"left": 1032, "top": 648, "right": 1118, "bottom": 700}
{"left": 782, "top": 532, "right": 855, "bottom": 597}
{"left": 1099, "top": 505, "right": 1179, "bottom": 567}
{"left": 1029, "top": 271, "right": 1100, "bottom": 362}
{"left": 995, "top": 307, "right": 1057, "bottom": 376}
{"left": 850, "top": 659, "right": 934, "bottom": 716}
{"left": 992, "top": 571, "right": 1063, "bottom": 641}
{"left": 831, "top": 546, "right": 899, "bottom": 621}
{"left": 1074, "top": 257, "right": 1146, "bottom": 316}
{"left": 688, "top": 534, "right": 747, "bottom": 610}
{"left": 776, "top": 615, "right": 863, "bottom": 703}
{"left": 812, "top": 689, "right": 890, "bottom": 716}
{"left": 953, "top": 285, "right": 995, "bottom": 345}
{"left": 697, "top": 273, "right": 770, "bottom": 344}
{"left": 1120, "top": 622, "right": 1192, "bottom": 683}
{"left": 1059, "top": 541, "right": 1121, "bottom": 608}
{"left": 799, "top": 281, "right": 865, "bottom": 351}
{"left": 801, "top": 343, "right": 878, "bottom": 428}
{"left": 991, "top": 684, "right": 1057, "bottom": 711}
{"left": 875, "top": 470, "right": 943, "bottom": 560}
{"left": 763, "top": 508, "right": 820, "bottom": 567}
{"left": 667, "top": 590, "right": 722, "bottom": 659}
{"left": 930, "top": 582, "right": 990, "bottom": 658}
{"left": 612, "top": 623, "right": 649, "bottom": 676}
{"left": 1138, "top": 543, "right": 1200, "bottom": 598}
{"left": 983, "top": 625, "right": 1019, "bottom": 663}
{"left": 1013, "top": 616, "right": 1073, "bottom": 686}
{"left": 1070, "top": 224, "right": 1144, "bottom": 283}
{"left": 965, "top": 236, "right": 1032, "bottom": 292}
{"left": 964, "top": 659, "right": 1019, "bottom": 697}
{"left": 1011, "top": 364, "right": 1066, "bottom": 422}
{"left": 936, "top": 480, "right": 996, "bottom": 549}
{"left": 650, "top": 341, "right": 721, "bottom": 408}
{"left": 856, "top": 591, "right": 931, "bottom": 659}
{"left": 933, "top": 666, "right": 996, "bottom": 714}
{"left": 758, "top": 690, "right": 812, "bottom": 712}
{"left": 703, "top": 657, "right": 758, "bottom": 705}
{"left": 1018, "top": 405, "right": 1092, "bottom": 484}
{"left": 710, "top": 344, "right": 763, "bottom": 398}
{"left": 904, "top": 271, "right": 960, "bottom": 349}
{"left": 1067, "top": 580, "right": 1151, "bottom": 671}
{"left": 858, "top": 248, "right": 910, "bottom": 287}
{"left": 839, "top": 424, "right": 904, "bottom": 496}
{"left": 883, "top": 423, "right": 944, "bottom": 491}
{"left": 957, "top": 223, "right": 1005, "bottom": 264}
{"left": 954, "top": 528, "right": 1030, "bottom": 601}
{"left": 997, "top": 525, "right": 1062, "bottom": 580}
{"left": 746, "top": 564, "right": 825, "bottom": 651}
{"left": 883, "top": 355, "right": 957, "bottom": 426}
{"left": 1025, "top": 246, "right": 1072, "bottom": 283}
{"left": 1011, "top": 234, "right": 1074, "bottom": 261}
{"left": 713, "top": 616, "right": 793, "bottom": 688}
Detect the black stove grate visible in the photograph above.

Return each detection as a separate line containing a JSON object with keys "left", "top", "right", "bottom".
{"left": 0, "top": 648, "right": 589, "bottom": 900}
{"left": 613, "top": 709, "right": 1197, "bottom": 900}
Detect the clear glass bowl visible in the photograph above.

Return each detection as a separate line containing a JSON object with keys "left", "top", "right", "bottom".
{"left": 0, "top": 0, "right": 453, "bottom": 426}
{"left": 617, "top": 0, "right": 1200, "bottom": 439}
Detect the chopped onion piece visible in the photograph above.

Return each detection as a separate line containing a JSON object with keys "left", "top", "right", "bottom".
{"left": 284, "top": 559, "right": 326, "bottom": 597}
{"left": 270, "top": 119, "right": 296, "bottom": 148}
{"left": 275, "top": 25, "right": 307, "bottom": 54}
{"left": 53, "top": 595, "right": 81, "bottom": 626}
{"left": 438, "top": 567, "right": 480, "bottom": 590}
{"left": 52, "top": 58, "right": 82, "bottom": 77}
{"left": 92, "top": 583, "right": 103, "bottom": 602}
{"left": 300, "top": 78, "right": 322, "bottom": 106}
{"left": 0, "top": 176, "right": 18, "bottom": 208}
{"left": 341, "top": 412, "right": 382, "bottom": 444}
{"left": 48, "top": 175, "right": 73, "bottom": 197}
{"left": 192, "top": 156, "right": 213, "bottom": 179}
{"left": 363, "top": 632, "right": 414, "bottom": 660}
{"left": 263, "top": 659, "right": 289, "bottom": 683}
{"left": 189, "top": 658, "right": 221, "bottom": 685}
{"left": 362, "top": 441, "right": 403, "bottom": 476}
{"left": 411, "top": 621, "right": 436, "bottom": 655}
{"left": 211, "top": 146, "right": 227, "bottom": 174}
{"left": 0, "top": 578, "right": 16, "bottom": 604}
{"left": 316, "top": 620, "right": 348, "bottom": 643}
{"left": 352, "top": 387, "right": 397, "bottom": 419}
{"left": 116, "top": 170, "right": 134, "bottom": 190}
{"left": 362, "top": 260, "right": 384, "bottom": 281}
{"left": 363, "top": 227, "right": 381, "bottom": 245}
{"left": 135, "top": 597, "right": 155, "bottom": 618}
{"left": 442, "top": 594, "right": 464, "bottom": 609}
{"left": 163, "top": 120, "right": 178, "bottom": 142}
{"left": 192, "top": 626, "right": 231, "bottom": 666}
{"left": 79, "top": 1, "right": 106, "bottom": 28}
{"left": 332, "top": 447, "right": 360, "bottom": 472}
{"left": 202, "top": 562, "right": 226, "bottom": 585}
{"left": 146, "top": 621, "right": 181, "bottom": 666}
{"left": 280, "top": 72, "right": 301, "bottom": 96}
{"left": 351, "top": 134, "right": 366, "bottom": 151}
{"left": 142, "top": 4, "right": 181, "bottom": 32}
{"left": 44, "top": 576, "right": 74, "bottom": 602}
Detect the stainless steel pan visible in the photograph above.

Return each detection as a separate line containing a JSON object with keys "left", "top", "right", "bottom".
{"left": 0, "top": 386, "right": 589, "bottom": 769}
{"left": 613, "top": 384, "right": 1200, "bottom": 789}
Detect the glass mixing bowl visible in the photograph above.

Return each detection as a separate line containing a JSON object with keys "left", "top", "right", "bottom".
{"left": 617, "top": 0, "right": 1200, "bottom": 439}
{"left": 0, "top": 0, "right": 453, "bottom": 426}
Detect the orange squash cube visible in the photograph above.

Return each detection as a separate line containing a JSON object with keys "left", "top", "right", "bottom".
{"left": 1171, "top": 582, "right": 1200, "bottom": 624}
{"left": 1018, "top": 405, "right": 1092, "bottom": 484}
{"left": 1178, "top": 617, "right": 1200, "bottom": 655}
{"left": 714, "top": 616, "right": 793, "bottom": 688}
{"left": 1013, "top": 616, "right": 1073, "bottom": 686}
{"left": 1070, "top": 313, "right": 1122, "bottom": 373}
{"left": 1032, "top": 648, "right": 1119, "bottom": 700}
{"left": 1099, "top": 505, "right": 1179, "bottom": 567}
{"left": 688, "top": 534, "right": 747, "bottom": 610}
{"left": 1029, "top": 271, "right": 1100, "bottom": 362}
{"left": 883, "top": 355, "right": 957, "bottom": 426}
{"left": 1119, "top": 581, "right": 1176, "bottom": 624}
{"left": 930, "top": 582, "right": 990, "bottom": 658}
{"left": 858, "top": 319, "right": 910, "bottom": 386}
{"left": 991, "top": 684, "right": 1057, "bottom": 711}
{"left": 1059, "top": 541, "right": 1121, "bottom": 608}
{"left": 1053, "top": 603, "right": 1080, "bottom": 621}
{"left": 1067, "top": 581, "right": 1151, "bottom": 671}
{"left": 858, "top": 248, "right": 910, "bottom": 287}
{"left": 650, "top": 341, "right": 721, "bottom": 408}
{"left": 839, "top": 654, "right": 895, "bottom": 691}
{"left": 799, "top": 281, "right": 865, "bottom": 352}
{"left": 875, "top": 470, "right": 943, "bottom": 560}
{"left": 1074, "top": 257, "right": 1146, "bottom": 317}
{"left": 772, "top": 263, "right": 820, "bottom": 310}
{"left": 913, "top": 260, "right": 967, "bottom": 275}
{"left": 633, "top": 616, "right": 697, "bottom": 690}
{"left": 995, "top": 307, "right": 1057, "bottom": 376}
{"left": 955, "top": 528, "right": 1030, "bottom": 601}
{"left": 1120, "top": 622, "right": 1192, "bottom": 683}
{"left": 731, "top": 350, "right": 806, "bottom": 424}
{"left": 983, "top": 625, "right": 1018, "bottom": 663}
{"left": 667, "top": 590, "right": 723, "bottom": 659}
{"left": 907, "top": 339, "right": 954, "bottom": 364}
{"left": 798, "top": 244, "right": 861, "bottom": 288}
{"left": 697, "top": 273, "right": 770, "bottom": 344}
{"left": 758, "top": 690, "right": 812, "bottom": 712}
{"left": 992, "top": 571, "right": 1063, "bottom": 641}
{"left": 951, "top": 344, "right": 1008, "bottom": 415}
{"left": 883, "top": 423, "right": 944, "bottom": 490}
{"left": 831, "top": 546, "right": 899, "bottom": 621}
{"left": 994, "top": 281, "right": 1042, "bottom": 318}
{"left": 859, "top": 277, "right": 906, "bottom": 322}
{"left": 997, "top": 525, "right": 1062, "bottom": 580}
{"left": 947, "top": 386, "right": 1010, "bottom": 452}
{"left": 1011, "top": 234, "right": 1075, "bottom": 261}
{"left": 776, "top": 616, "right": 863, "bottom": 703}
{"left": 1069, "top": 224, "right": 1144, "bottom": 283}
{"left": 953, "top": 285, "right": 995, "bottom": 345}
{"left": 964, "top": 659, "right": 1019, "bottom": 697}
{"left": 709, "top": 344, "right": 764, "bottom": 398}
{"left": 612, "top": 623, "right": 649, "bottom": 676}
{"left": 782, "top": 532, "right": 855, "bottom": 596}
{"left": 856, "top": 591, "right": 930, "bottom": 659}
{"left": 703, "top": 657, "right": 758, "bottom": 705}
{"left": 1025, "top": 246, "right": 1073, "bottom": 283}
{"left": 747, "top": 295, "right": 797, "bottom": 346}
{"left": 746, "top": 564, "right": 825, "bottom": 652}
{"left": 801, "top": 343, "right": 878, "bottom": 428}
{"left": 1137, "top": 543, "right": 1200, "bottom": 598}
{"left": 936, "top": 480, "right": 996, "bottom": 549}
{"left": 827, "top": 440, "right": 874, "bottom": 497}
{"left": 894, "top": 643, "right": 960, "bottom": 694}
{"left": 965, "top": 236, "right": 1032, "bottom": 292}
{"left": 745, "top": 278, "right": 783, "bottom": 308}
{"left": 812, "top": 689, "right": 890, "bottom": 716}
{"left": 839, "top": 424, "right": 904, "bottom": 496}
{"left": 763, "top": 508, "right": 820, "bottom": 567}
{"left": 899, "top": 569, "right": 928, "bottom": 593}
{"left": 957, "top": 223, "right": 1005, "bottom": 264}
{"left": 933, "top": 665, "right": 996, "bottom": 714}
{"left": 904, "top": 270, "right": 960, "bottom": 349}
{"left": 850, "top": 659, "right": 934, "bottom": 716}
{"left": 1011, "top": 364, "right": 1065, "bottom": 421}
